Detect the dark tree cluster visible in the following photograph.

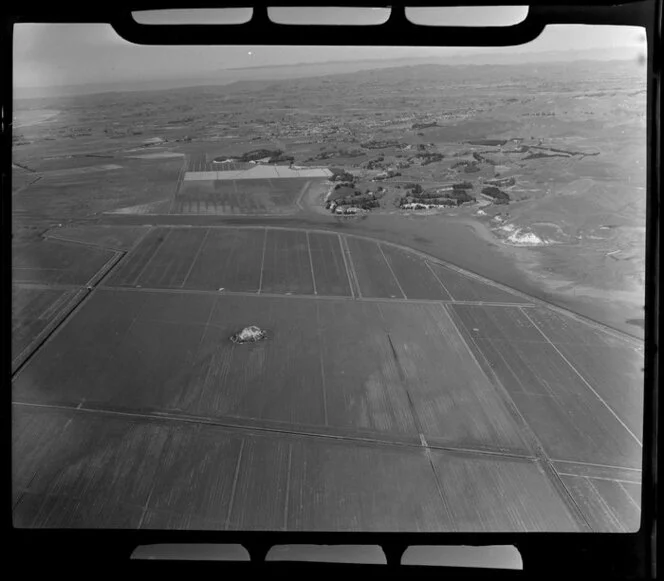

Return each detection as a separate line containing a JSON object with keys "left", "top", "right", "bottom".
{"left": 523, "top": 152, "right": 569, "bottom": 160}
{"left": 417, "top": 152, "right": 445, "bottom": 165}
{"left": 237, "top": 148, "right": 283, "bottom": 162}
{"left": 481, "top": 186, "right": 511, "bottom": 202}
{"left": 333, "top": 193, "right": 379, "bottom": 209}
{"left": 412, "top": 121, "right": 438, "bottom": 129}
{"left": 329, "top": 168, "right": 355, "bottom": 182}
{"left": 472, "top": 151, "right": 497, "bottom": 165}
{"left": 267, "top": 153, "right": 295, "bottom": 164}
{"left": 485, "top": 176, "right": 516, "bottom": 187}
{"left": 360, "top": 139, "right": 401, "bottom": 149}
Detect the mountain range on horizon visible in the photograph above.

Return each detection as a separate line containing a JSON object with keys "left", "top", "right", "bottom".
{"left": 14, "top": 45, "right": 644, "bottom": 101}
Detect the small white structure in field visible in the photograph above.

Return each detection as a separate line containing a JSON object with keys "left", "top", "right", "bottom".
{"left": 231, "top": 326, "right": 267, "bottom": 344}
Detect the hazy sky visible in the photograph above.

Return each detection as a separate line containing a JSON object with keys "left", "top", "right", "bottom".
{"left": 13, "top": 7, "right": 646, "bottom": 89}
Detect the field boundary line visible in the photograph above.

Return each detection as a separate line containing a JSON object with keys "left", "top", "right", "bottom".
{"left": 378, "top": 243, "right": 407, "bottom": 299}
{"left": 85, "top": 251, "right": 125, "bottom": 287}
{"left": 337, "top": 233, "right": 355, "bottom": 299}
{"left": 180, "top": 228, "right": 210, "bottom": 288}
{"left": 12, "top": 282, "right": 81, "bottom": 292}
{"left": 42, "top": 232, "right": 128, "bottom": 253}
{"left": 127, "top": 225, "right": 154, "bottom": 252}
{"left": 131, "top": 228, "right": 174, "bottom": 287}
{"left": 136, "top": 434, "right": 172, "bottom": 529}
{"left": 169, "top": 159, "right": 187, "bottom": 213}
{"left": 207, "top": 226, "right": 642, "bottom": 343}
{"left": 283, "top": 445, "right": 293, "bottom": 531}
{"left": 11, "top": 287, "right": 90, "bottom": 377}
{"left": 12, "top": 174, "right": 42, "bottom": 196}
{"left": 586, "top": 477, "right": 627, "bottom": 532}
{"left": 341, "top": 236, "right": 362, "bottom": 298}
{"left": 617, "top": 482, "right": 642, "bottom": 512}
{"left": 97, "top": 221, "right": 642, "bottom": 343}
{"left": 441, "top": 304, "right": 594, "bottom": 532}
{"left": 315, "top": 302, "right": 328, "bottom": 426}
{"left": 93, "top": 283, "right": 540, "bottom": 307}
{"left": 552, "top": 459, "right": 642, "bottom": 472}
{"left": 306, "top": 231, "right": 317, "bottom": 295}
{"left": 225, "top": 439, "right": 245, "bottom": 530}
{"left": 13, "top": 266, "right": 65, "bottom": 272}
{"left": 12, "top": 401, "right": 540, "bottom": 462}
{"left": 425, "top": 259, "right": 456, "bottom": 301}
{"left": 38, "top": 289, "right": 75, "bottom": 321}
{"left": 520, "top": 307, "right": 642, "bottom": 447}
{"left": 295, "top": 180, "right": 311, "bottom": 210}
{"left": 258, "top": 228, "right": 267, "bottom": 294}
{"left": 557, "top": 473, "right": 643, "bottom": 486}
{"left": 382, "top": 323, "right": 454, "bottom": 522}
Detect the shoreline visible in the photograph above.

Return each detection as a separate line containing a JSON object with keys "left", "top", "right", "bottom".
{"left": 100, "top": 193, "right": 645, "bottom": 339}
{"left": 452, "top": 214, "right": 645, "bottom": 337}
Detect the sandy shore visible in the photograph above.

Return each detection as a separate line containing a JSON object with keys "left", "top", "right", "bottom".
{"left": 457, "top": 215, "right": 645, "bottom": 337}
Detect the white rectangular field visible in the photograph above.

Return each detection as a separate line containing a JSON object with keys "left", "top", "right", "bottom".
{"left": 184, "top": 165, "right": 332, "bottom": 181}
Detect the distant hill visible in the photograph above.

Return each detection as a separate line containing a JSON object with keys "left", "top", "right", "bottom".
{"left": 13, "top": 45, "right": 644, "bottom": 101}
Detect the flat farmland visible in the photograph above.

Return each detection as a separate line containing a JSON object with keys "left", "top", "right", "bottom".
{"left": 13, "top": 405, "right": 168, "bottom": 529}
{"left": 260, "top": 229, "right": 315, "bottom": 295}
{"left": 314, "top": 300, "right": 421, "bottom": 437}
{"left": 15, "top": 287, "right": 546, "bottom": 452}
{"left": 429, "top": 451, "right": 581, "bottom": 532}
{"left": 524, "top": 307, "right": 644, "bottom": 437}
{"left": 14, "top": 291, "right": 428, "bottom": 438}
{"left": 12, "top": 239, "right": 116, "bottom": 286}
{"left": 345, "top": 237, "right": 405, "bottom": 299}
{"left": 307, "top": 232, "right": 352, "bottom": 297}
{"left": 135, "top": 228, "right": 208, "bottom": 288}
{"left": 12, "top": 227, "right": 643, "bottom": 532}
{"left": 183, "top": 228, "right": 265, "bottom": 292}
{"left": 13, "top": 158, "right": 182, "bottom": 220}
{"left": 12, "top": 404, "right": 583, "bottom": 531}
{"left": 380, "top": 245, "right": 451, "bottom": 300}
{"left": 12, "top": 291, "right": 327, "bottom": 427}
{"left": 376, "top": 302, "right": 532, "bottom": 454}
{"left": 104, "top": 228, "right": 171, "bottom": 287}
{"left": 174, "top": 178, "right": 312, "bottom": 215}
{"left": 430, "top": 263, "right": 530, "bottom": 303}
{"left": 103, "top": 227, "right": 353, "bottom": 296}
{"left": 559, "top": 473, "right": 641, "bottom": 532}
{"left": 44, "top": 225, "right": 150, "bottom": 251}
{"left": 11, "top": 284, "right": 85, "bottom": 372}
{"left": 448, "top": 304, "right": 642, "bottom": 469}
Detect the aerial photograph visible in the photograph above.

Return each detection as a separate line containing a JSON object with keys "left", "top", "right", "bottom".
{"left": 12, "top": 9, "right": 646, "bottom": 536}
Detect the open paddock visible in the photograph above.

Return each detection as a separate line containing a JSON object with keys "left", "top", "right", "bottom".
{"left": 44, "top": 225, "right": 150, "bottom": 251}
{"left": 11, "top": 284, "right": 86, "bottom": 373}
{"left": 12, "top": 404, "right": 582, "bottom": 531}
{"left": 12, "top": 238, "right": 117, "bottom": 286}
{"left": 174, "top": 177, "right": 315, "bottom": 215}
{"left": 13, "top": 157, "right": 182, "bottom": 220}
{"left": 260, "top": 229, "right": 315, "bottom": 294}
{"left": 448, "top": 304, "right": 643, "bottom": 469}
{"left": 429, "top": 262, "right": 531, "bottom": 304}
{"left": 12, "top": 226, "right": 643, "bottom": 533}
{"left": 345, "top": 237, "right": 405, "bottom": 299}
{"left": 13, "top": 289, "right": 537, "bottom": 455}
{"left": 559, "top": 473, "right": 640, "bottom": 532}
